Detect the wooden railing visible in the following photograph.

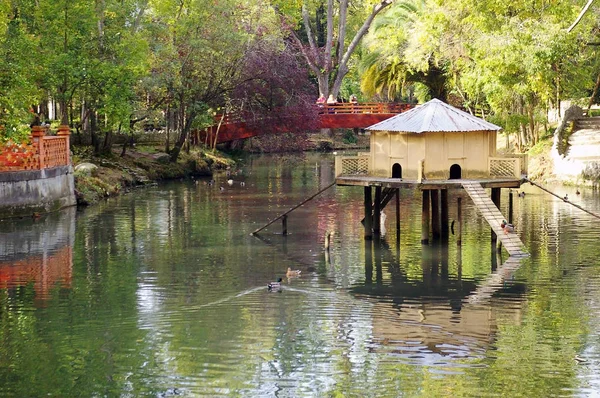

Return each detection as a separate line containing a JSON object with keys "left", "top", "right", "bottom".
{"left": 318, "top": 102, "right": 413, "bottom": 115}
{"left": 489, "top": 157, "right": 525, "bottom": 178}
{"left": 335, "top": 154, "right": 371, "bottom": 176}
{"left": 0, "top": 125, "right": 71, "bottom": 172}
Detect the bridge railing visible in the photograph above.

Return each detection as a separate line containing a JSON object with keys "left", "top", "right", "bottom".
{"left": 0, "top": 125, "right": 71, "bottom": 172}
{"left": 318, "top": 102, "right": 413, "bottom": 115}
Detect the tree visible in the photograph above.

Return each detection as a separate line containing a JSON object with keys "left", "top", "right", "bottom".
{"left": 148, "top": 0, "right": 281, "bottom": 161}
{"left": 359, "top": 0, "right": 597, "bottom": 149}
{"left": 0, "top": 1, "right": 40, "bottom": 140}
{"left": 230, "top": 40, "right": 320, "bottom": 140}
{"left": 283, "top": 0, "right": 393, "bottom": 99}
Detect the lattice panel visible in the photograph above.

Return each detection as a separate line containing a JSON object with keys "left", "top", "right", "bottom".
{"left": 490, "top": 159, "right": 517, "bottom": 177}
{"left": 42, "top": 137, "right": 69, "bottom": 168}
{"left": 341, "top": 157, "right": 369, "bottom": 175}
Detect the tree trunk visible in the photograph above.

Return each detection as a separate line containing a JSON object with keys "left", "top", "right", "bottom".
{"left": 290, "top": 0, "right": 392, "bottom": 99}
{"left": 170, "top": 106, "right": 196, "bottom": 162}
{"left": 90, "top": 110, "right": 100, "bottom": 155}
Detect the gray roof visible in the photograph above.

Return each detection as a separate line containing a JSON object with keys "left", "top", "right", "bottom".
{"left": 367, "top": 98, "right": 501, "bottom": 133}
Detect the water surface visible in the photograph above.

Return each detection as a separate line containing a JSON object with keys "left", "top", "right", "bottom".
{"left": 1, "top": 153, "right": 600, "bottom": 397}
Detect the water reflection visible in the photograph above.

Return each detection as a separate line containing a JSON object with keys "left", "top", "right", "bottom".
{"left": 351, "top": 236, "right": 528, "bottom": 366}
{"left": 0, "top": 207, "right": 75, "bottom": 300}
{"left": 1, "top": 154, "right": 600, "bottom": 396}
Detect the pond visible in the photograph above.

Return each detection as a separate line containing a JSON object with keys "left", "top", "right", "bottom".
{"left": 1, "top": 152, "right": 600, "bottom": 397}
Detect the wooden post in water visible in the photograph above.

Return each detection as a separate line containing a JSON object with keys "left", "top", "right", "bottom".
{"left": 373, "top": 186, "right": 382, "bottom": 235}
{"left": 421, "top": 190, "right": 430, "bottom": 244}
{"left": 395, "top": 188, "right": 400, "bottom": 243}
{"left": 508, "top": 189, "right": 514, "bottom": 224}
{"left": 364, "top": 187, "right": 373, "bottom": 240}
{"left": 282, "top": 215, "right": 288, "bottom": 235}
{"left": 365, "top": 239, "right": 373, "bottom": 283}
{"left": 431, "top": 190, "right": 440, "bottom": 240}
{"left": 491, "top": 188, "right": 501, "bottom": 246}
{"left": 457, "top": 197, "right": 462, "bottom": 246}
{"left": 441, "top": 189, "right": 449, "bottom": 239}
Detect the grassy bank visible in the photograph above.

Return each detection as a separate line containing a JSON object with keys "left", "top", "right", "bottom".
{"left": 72, "top": 145, "right": 235, "bottom": 206}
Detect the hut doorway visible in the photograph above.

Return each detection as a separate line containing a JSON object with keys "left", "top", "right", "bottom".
{"left": 449, "top": 164, "right": 462, "bottom": 179}
{"left": 392, "top": 163, "right": 402, "bottom": 178}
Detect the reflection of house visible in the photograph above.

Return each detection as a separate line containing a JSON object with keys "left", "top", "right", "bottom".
{"left": 336, "top": 99, "right": 527, "bottom": 180}
{"left": 368, "top": 299, "right": 524, "bottom": 361}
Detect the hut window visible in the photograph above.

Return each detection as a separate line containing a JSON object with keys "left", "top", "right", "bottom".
{"left": 392, "top": 163, "right": 402, "bottom": 178}
{"left": 449, "top": 164, "right": 462, "bottom": 179}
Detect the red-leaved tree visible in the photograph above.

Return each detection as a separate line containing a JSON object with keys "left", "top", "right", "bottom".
{"left": 230, "top": 40, "right": 320, "bottom": 139}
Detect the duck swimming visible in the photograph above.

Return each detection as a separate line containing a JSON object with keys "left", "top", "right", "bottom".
{"left": 268, "top": 278, "right": 283, "bottom": 291}
{"left": 286, "top": 267, "right": 301, "bottom": 277}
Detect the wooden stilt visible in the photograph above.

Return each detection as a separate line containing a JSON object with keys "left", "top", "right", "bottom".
{"left": 509, "top": 189, "right": 514, "bottom": 224}
{"left": 431, "top": 190, "right": 440, "bottom": 240}
{"left": 282, "top": 215, "right": 288, "bottom": 235}
{"left": 457, "top": 197, "right": 462, "bottom": 246}
{"left": 441, "top": 189, "right": 449, "bottom": 239}
{"left": 364, "top": 187, "right": 373, "bottom": 240}
{"left": 396, "top": 188, "right": 400, "bottom": 243}
{"left": 373, "top": 186, "right": 382, "bottom": 235}
{"left": 365, "top": 239, "right": 373, "bottom": 283}
{"left": 491, "top": 188, "right": 501, "bottom": 246}
{"left": 421, "top": 190, "right": 430, "bottom": 244}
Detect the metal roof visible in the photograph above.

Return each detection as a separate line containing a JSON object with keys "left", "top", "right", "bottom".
{"left": 366, "top": 98, "right": 501, "bottom": 133}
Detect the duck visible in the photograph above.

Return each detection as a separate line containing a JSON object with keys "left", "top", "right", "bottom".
{"left": 227, "top": 179, "right": 234, "bottom": 186}
{"left": 240, "top": 181, "right": 245, "bottom": 187}
{"left": 219, "top": 186, "right": 225, "bottom": 192}
{"left": 518, "top": 191, "right": 526, "bottom": 198}
{"left": 574, "top": 355, "right": 588, "bottom": 364}
{"left": 500, "top": 220, "right": 515, "bottom": 234}
{"left": 286, "top": 267, "right": 301, "bottom": 277}
{"left": 576, "top": 189, "right": 581, "bottom": 195}
{"left": 268, "top": 278, "right": 283, "bottom": 291}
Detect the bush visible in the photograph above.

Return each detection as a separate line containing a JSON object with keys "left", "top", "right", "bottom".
{"left": 342, "top": 130, "right": 357, "bottom": 144}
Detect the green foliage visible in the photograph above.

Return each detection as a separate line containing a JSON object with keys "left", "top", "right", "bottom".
{"left": 342, "top": 129, "right": 357, "bottom": 144}
{"left": 358, "top": 0, "right": 599, "bottom": 148}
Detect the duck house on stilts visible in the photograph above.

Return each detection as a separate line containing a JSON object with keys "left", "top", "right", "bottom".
{"left": 335, "top": 98, "right": 528, "bottom": 257}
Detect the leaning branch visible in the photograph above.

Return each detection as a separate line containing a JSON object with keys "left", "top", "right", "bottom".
{"left": 567, "top": 0, "right": 595, "bottom": 32}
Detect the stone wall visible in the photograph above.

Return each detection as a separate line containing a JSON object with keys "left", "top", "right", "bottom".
{"left": 0, "top": 165, "right": 76, "bottom": 219}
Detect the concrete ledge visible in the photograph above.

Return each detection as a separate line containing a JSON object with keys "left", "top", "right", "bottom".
{"left": 0, "top": 165, "right": 76, "bottom": 219}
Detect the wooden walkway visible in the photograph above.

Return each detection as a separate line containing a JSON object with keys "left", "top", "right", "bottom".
{"left": 461, "top": 181, "right": 528, "bottom": 257}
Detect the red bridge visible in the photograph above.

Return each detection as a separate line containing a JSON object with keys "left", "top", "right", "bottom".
{"left": 197, "top": 102, "right": 414, "bottom": 145}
